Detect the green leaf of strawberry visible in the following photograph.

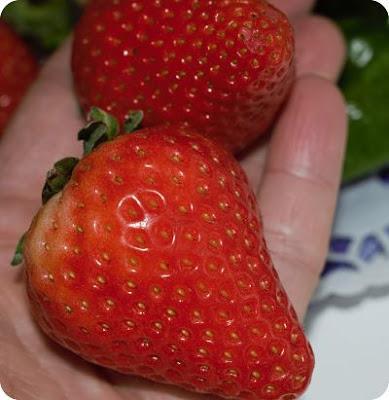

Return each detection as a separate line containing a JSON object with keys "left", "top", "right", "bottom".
{"left": 79, "top": 107, "right": 143, "bottom": 154}
{"left": 78, "top": 107, "right": 120, "bottom": 155}
{"left": 42, "top": 157, "right": 80, "bottom": 204}
{"left": 11, "top": 233, "right": 26, "bottom": 266}
{"left": 124, "top": 110, "right": 144, "bottom": 133}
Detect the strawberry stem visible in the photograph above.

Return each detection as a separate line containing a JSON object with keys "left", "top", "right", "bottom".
{"left": 42, "top": 157, "right": 79, "bottom": 204}
{"left": 11, "top": 233, "right": 26, "bottom": 266}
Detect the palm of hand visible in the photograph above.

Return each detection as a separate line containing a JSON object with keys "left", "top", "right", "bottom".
{"left": 0, "top": 1, "right": 347, "bottom": 399}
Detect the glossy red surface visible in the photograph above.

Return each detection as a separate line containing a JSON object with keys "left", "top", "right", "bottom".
{"left": 72, "top": 0, "right": 295, "bottom": 153}
{"left": 25, "top": 126, "right": 313, "bottom": 399}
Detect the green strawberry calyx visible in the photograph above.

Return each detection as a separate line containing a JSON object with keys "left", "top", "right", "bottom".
{"left": 11, "top": 234, "right": 26, "bottom": 267}
{"left": 11, "top": 108, "right": 144, "bottom": 266}
{"left": 42, "top": 157, "right": 80, "bottom": 204}
{"left": 79, "top": 107, "right": 143, "bottom": 155}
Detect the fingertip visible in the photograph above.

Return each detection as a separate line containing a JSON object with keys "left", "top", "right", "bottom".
{"left": 298, "top": 74, "right": 348, "bottom": 134}
{"left": 294, "top": 74, "right": 347, "bottom": 117}
{"left": 295, "top": 15, "right": 347, "bottom": 82}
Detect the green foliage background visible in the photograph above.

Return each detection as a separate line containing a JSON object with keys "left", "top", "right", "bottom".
{"left": 3, "top": 0, "right": 81, "bottom": 53}
{"left": 316, "top": 0, "right": 389, "bottom": 182}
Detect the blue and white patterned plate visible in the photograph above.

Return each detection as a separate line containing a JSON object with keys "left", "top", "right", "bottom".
{"left": 313, "top": 168, "right": 389, "bottom": 302}
{"left": 304, "top": 167, "right": 389, "bottom": 400}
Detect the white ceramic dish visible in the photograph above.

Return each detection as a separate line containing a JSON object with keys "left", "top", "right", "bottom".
{"left": 305, "top": 169, "right": 389, "bottom": 400}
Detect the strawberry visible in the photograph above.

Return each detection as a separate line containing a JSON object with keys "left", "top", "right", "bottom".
{"left": 72, "top": 0, "right": 295, "bottom": 153}
{"left": 15, "top": 110, "right": 313, "bottom": 400}
{"left": 0, "top": 20, "right": 38, "bottom": 135}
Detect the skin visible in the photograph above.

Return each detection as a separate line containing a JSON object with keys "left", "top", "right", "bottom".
{"left": 0, "top": 1, "right": 347, "bottom": 399}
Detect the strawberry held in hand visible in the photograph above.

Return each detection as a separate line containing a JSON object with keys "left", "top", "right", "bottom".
{"left": 72, "top": 0, "right": 295, "bottom": 153}
{"left": 15, "top": 110, "right": 314, "bottom": 400}
{"left": 0, "top": 21, "right": 38, "bottom": 135}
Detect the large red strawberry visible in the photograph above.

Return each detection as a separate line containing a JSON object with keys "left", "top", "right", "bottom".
{"left": 15, "top": 110, "right": 313, "bottom": 399}
{"left": 0, "top": 20, "right": 38, "bottom": 135}
{"left": 72, "top": 0, "right": 295, "bottom": 153}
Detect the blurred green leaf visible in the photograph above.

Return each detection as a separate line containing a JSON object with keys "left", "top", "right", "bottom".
{"left": 341, "top": 20, "right": 389, "bottom": 181}
{"left": 3, "top": 0, "right": 81, "bottom": 54}
{"left": 316, "top": 0, "right": 389, "bottom": 182}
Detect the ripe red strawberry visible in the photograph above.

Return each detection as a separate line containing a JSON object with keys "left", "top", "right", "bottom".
{"left": 16, "top": 110, "right": 313, "bottom": 399}
{"left": 0, "top": 20, "right": 38, "bottom": 135}
{"left": 72, "top": 0, "right": 295, "bottom": 153}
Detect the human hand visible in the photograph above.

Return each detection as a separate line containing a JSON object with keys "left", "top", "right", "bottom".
{"left": 0, "top": 1, "right": 347, "bottom": 399}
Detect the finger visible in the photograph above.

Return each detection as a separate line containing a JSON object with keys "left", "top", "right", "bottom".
{"left": 258, "top": 75, "right": 348, "bottom": 320}
{"left": 240, "top": 144, "right": 267, "bottom": 193}
{"left": 268, "top": 0, "right": 315, "bottom": 18}
{"left": 295, "top": 16, "right": 346, "bottom": 81}
{"left": 0, "top": 302, "right": 58, "bottom": 400}
{"left": 0, "top": 39, "right": 82, "bottom": 200}
{"left": 241, "top": 14, "right": 346, "bottom": 187}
